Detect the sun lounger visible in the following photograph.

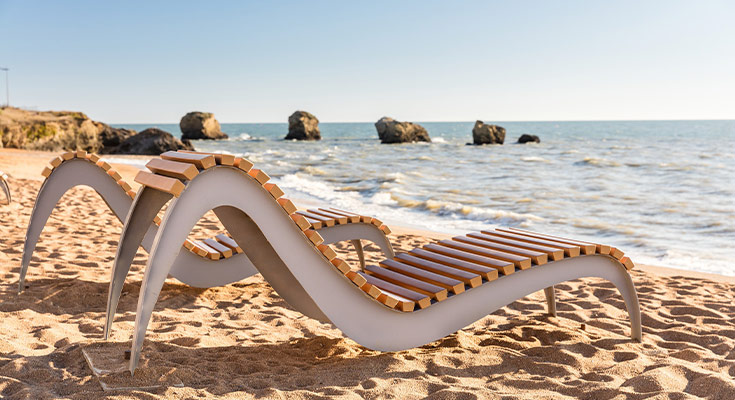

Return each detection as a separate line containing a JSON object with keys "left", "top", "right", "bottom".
{"left": 118, "top": 151, "right": 642, "bottom": 374}
{"left": 0, "top": 171, "right": 10, "bottom": 204}
{"left": 19, "top": 151, "right": 395, "bottom": 300}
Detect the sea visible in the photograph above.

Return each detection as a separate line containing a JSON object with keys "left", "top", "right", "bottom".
{"left": 112, "top": 120, "right": 735, "bottom": 276}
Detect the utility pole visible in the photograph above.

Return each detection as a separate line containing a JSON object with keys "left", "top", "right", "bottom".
{"left": 0, "top": 67, "right": 8, "bottom": 107}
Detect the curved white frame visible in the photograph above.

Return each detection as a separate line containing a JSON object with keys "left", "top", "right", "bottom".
{"left": 126, "top": 166, "right": 642, "bottom": 373}
{"left": 0, "top": 172, "right": 10, "bottom": 204}
{"left": 19, "top": 158, "right": 395, "bottom": 294}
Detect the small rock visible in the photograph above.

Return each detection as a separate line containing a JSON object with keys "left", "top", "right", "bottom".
{"left": 114, "top": 128, "right": 194, "bottom": 155}
{"left": 98, "top": 126, "right": 136, "bottom": 153}
{"left": 472, "top": 121, "right": 505, "bottom": 145}
{"left": 180, "top": 112, "right": 228, "bottom": 140}
{"left": 285, "top": 111, "right": 320, "bottom": 140}
{"left": 375, "top": 117, "right": 430, "bottom": 144}
{"left": 518, "top": 134, "right": 540, "bottom": 144}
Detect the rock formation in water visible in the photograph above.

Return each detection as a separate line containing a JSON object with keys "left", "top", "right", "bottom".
{"left": 375, "top": 117, "right": 430, "bottom": 144}
{"left": 115, "top": 128, "right": 193, "bottom": 155}
{"left": 180, "top": 111, "right": 228, "bottom": 140}
{"left": 285, "top": 111, "right": 321, "bottom": 140}
{"left": 472, "top": 121, "right": 505, "bottom": 145}
{"left": 0, "top": 107, "right": 193, "bottom": 154}
{"left": 517, "top": 134, "right": 540, "bottom": 144}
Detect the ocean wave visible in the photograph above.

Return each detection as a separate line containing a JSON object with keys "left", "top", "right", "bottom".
{"left": 575, "top": 157, "right": 621, "bottom": 167}
{"left": 521, "top": 156, "right": 550, "bottom": 163}
{"left": 432, "top": 137, "right": 448, "bottom": 143}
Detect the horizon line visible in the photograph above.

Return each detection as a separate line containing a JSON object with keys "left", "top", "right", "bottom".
{"left": 109, "top": 118, "right": 735, "bottom": 125}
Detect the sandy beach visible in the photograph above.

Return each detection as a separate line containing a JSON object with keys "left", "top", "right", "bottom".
{"left": 1, "top": 149, "right": 734, "bottom": 399}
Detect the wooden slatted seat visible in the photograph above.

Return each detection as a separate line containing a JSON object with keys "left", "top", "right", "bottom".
{"left": 452, "top": 235, "right": 548, "bottom": 265}
{"left": 378, "top": 259, "right": 465, "bottom": 294}
{"left": 408, "top": 248, "right": 501, "bottom": 281}
{"left": 422, "top": 244, "right": 516, "bottom": 275}
{"left": 394, "top": 253, "right": 483, "bottom": 288}
{"left": 497, "top": 228, "right": 596, "bottom": 255}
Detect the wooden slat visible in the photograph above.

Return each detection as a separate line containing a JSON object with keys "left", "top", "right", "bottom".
{"left": 467, "top": 232, "right": 565, "bottom": 261}
{"left": 61, "top": 152, "right": 75, "bottom": 161}
{"left": 409, "top": 248, "right": 500, "bottom": 281}
{"left": 422, "top": 244, "right": 515, "bottom": 275}
{"left": 179, "top": 150, "right": 235, "bottom": 166}
{"left": 296, "top": 211, "right": 335, "bottom": 227}
{"left": 359, "top": 281, "right": 382, "bottom": 299}
{"left": 345, "top": 270, "right": 367, "bottom": 287}
{"left": 118, "top": 180, "right": 133, "bottom": 193}
{"left": 96, "top": 161, "right": 112, "bottom": 171}
{"left": 379, "top": 259, "right": 464, "bottom": 294}
{"left": 304, "top": 230, "right": 324, "bottom": 246}
{"left": 365, "top": 265, "right": 447, "bottom": 301}
{"left": 127, "top": 190, "right": 136, "bottom": 199}
{"left": 500, "top": 228, "right": 596, "bottom": 255}
{"left": 75, "top": 150, "right": 87, "bottom": 159}
{"left": 192, "top": 240, "right": 220, "bottom": 260}
{"left": 202, "top": 238, "right": 234, "bottom": 258}
{"left": 107, "top": 169, "right": 123, "bottom": 182}
{"left": 146, "top": 158, "right": 199, "bottom": 180}
{"left": 620, "top": 256, "right": 635, "bottom": 270}
{"left": 277, "top": 198, "right": 297, "bottom": 214}
{"left": 329, "top": 208, "right": 374, "bottom": 224}
{"left": 358, "top": 272, "right": 427, "bottom": 309}
{"left": 437, "top": 240, "right": 533, "bottom": 269}
{"left": 453, "top": 235, "right": 548, "bottom": 265}
{"left": 308, "top": 209, "right": 349, "bottom": 224}
{"left": 481, "top": 230, "right": 581, "bottom": 257}
{"left": 41, "top": 167, "right": 53, "bottom": 178}
{"left": 248, "top": 169, "right": 270, "bottom": 184}
{"left": 161, "top": 151, "right": 216, "bottom": 169}
{"left": 317, "top": 244, "right": 337, "bottom": 261}
{"left": 303, "top": 217, "right": 323, "bottom": 229}
{"left": 290, "top": 214, "right": 313, "bottom": 230}
{"left": 331, "top": 258, "right": 351, "bottom": 274}
{"left": 134, "top": 170, "right": 185, "bottom": 197}
{"left": 610, "top": 247, "right": 624, "bottom": 260}
{"left": 319, "top": 208, "right": 360, "bottom": 223}
{"left": 509, "top": 227, "right": 611, "bottom": 254}
{"left": 86, "top": 153, "right": 101, "bottom": 163}
{"left": 49, "top": 156, "right": 64, "bottom": 168}
{"left": 234, "top": 157, "right": 253, "bottom": 172}
{"left": 263, "top": 183, "right": 284, "bottom": 199}
{"left": 183, "top": 240, "right": 195, "bottom": 250}
{"left": 214, "top": 234, "right": 243, "bottom": 254}
{"left": 377, "top": 292, "right": 399, "bottom": 309}
{"left": 394, "top": 253, "right": 482, "bottom": 288}
{"left": 381, "top": 291, "right": 415, "bottom": 312}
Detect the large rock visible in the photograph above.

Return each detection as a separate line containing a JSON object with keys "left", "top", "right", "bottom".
{"left": 375, "top": 117, "right": 430, "bottom": 144}
{"left": 0, "top": 107, "right": 106, "bottom": 152}
{"left": 284, "top": 111, "right": 320, "bottom": 140}
{"left": 517, "top": 134, "right": 540, "bottom": 144}
{"left": 113, "top": 128, "right": 194, "bottom": 155}
{"left": 98, "top": 126, "right": 136, "bottom": 153}
{"left": 472, "top": 121, "right": 506, "bottom": 145}
{"left": 180, "top": 112, "right": 228, "bottom": 140}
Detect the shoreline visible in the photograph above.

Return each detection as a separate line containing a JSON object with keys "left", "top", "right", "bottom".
{"left": 2, "top": 148, "right": 732, "bottom": 283}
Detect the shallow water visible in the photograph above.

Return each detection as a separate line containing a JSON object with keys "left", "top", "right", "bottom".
{"left": 116, "top": 120, "right": 735, "bottom": 276}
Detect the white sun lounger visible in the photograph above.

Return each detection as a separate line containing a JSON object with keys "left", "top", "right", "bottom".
{"left": 117, "top": 151, "right": 642, "bottom": 374}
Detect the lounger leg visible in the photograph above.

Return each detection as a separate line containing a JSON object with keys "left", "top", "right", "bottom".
{"left": 19, "top": 160, "right": 131, "bottom": 292}
{"left": 351, "top": 239, "right": 365, "bottom": 270}
{"left": 104, "top": 188, "right": 172, "bottom": 340}
{"left": 544, "top": 286, "right": 557, "bottom": 317}
{"left": 1, "top": 180, "right": 10, "bottom": 204}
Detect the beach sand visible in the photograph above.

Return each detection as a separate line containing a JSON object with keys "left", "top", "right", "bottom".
{"left": 1, "top": 149, "right": 734, "bottom": 399}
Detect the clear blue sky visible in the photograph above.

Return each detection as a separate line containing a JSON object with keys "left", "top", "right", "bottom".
{"left": 1, "top": 0, "right": 733, "bottom": 123}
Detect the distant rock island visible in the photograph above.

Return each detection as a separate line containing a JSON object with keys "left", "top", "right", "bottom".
{"left": 375, "top": 117, "right": 430, "bottom": 144}
{"left": 180, "top": 111, "right": 228, "bottom": 140}
{"left": 0, "top": 107, "right": 192, "bottom": 154}
{"left": 285, "top": 111, "right": 320, "bottom": 140}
